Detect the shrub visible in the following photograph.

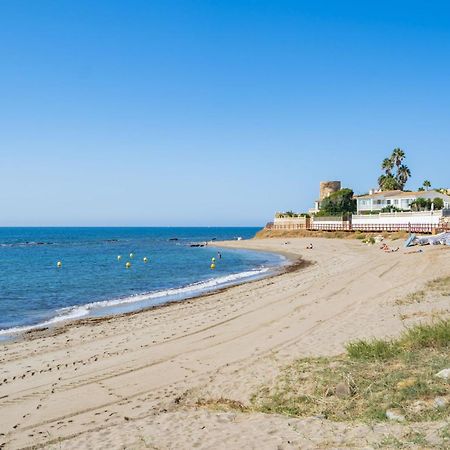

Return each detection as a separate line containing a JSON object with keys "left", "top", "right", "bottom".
{"left": 346, "top": 339, "right": 401, "bottom": 360}
{"left": 433, "top": 198, "right": 444, "bottom": 210}
{"left": 400, "top": 319, "right": 450, "bottom": 350}
{"left": 347, "top": 319, "right": 450, "bottom": 360}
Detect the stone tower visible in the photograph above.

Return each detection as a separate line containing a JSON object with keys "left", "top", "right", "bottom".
{"left": 319, "top": 181, "right": 341, "bottom": 201}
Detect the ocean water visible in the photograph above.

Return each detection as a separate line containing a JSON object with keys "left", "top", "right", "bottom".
{"left": 0, "top": 228, "right": 283, "bottom": 337}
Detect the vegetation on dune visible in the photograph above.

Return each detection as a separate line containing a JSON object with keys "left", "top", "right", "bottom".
{"left": 368, "top": 274, "right": 449, "bottom": 321}
{"left": 251, "top": 318, "right": 450, "bottom": 424}
{"left": 250, "top": 277, "right": 450, "bottom": 425}
{"left": 255, "top": 228, "right": 408, "bottom": 240}
{"left": 346, "top": 319, "right": 450, "bottom": 360}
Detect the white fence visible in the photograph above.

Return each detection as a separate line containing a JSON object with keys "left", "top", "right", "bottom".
{"left": 310, "top": 216, "right": 351, "bottom": 231}
{"left": 269, "top": 210, "right": 449, "bottom": 233}
{"left": 352, "top": 211, "right": 444, "bottom": 233}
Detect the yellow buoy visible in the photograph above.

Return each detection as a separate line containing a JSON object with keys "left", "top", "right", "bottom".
{"left": 117, "top": 255, "right": 122, "bottom": 261}
{"left": 129, "top": 252, "right": 134, "bottom": 258}
{"left": 125, "top": 261, "right": 131, "bottom": 269}
{"left": 57, "top": 261, "right": 62, "bottom": 268}
{"left": 143, "top": 257, "right": 148, "bottom": 263}
{"left": 210, "top": 263, "right": 216, "bottom": 269}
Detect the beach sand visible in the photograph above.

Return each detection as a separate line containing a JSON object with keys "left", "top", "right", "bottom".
{"left": 1, "top": 237, "right": 449, "bottom": 449}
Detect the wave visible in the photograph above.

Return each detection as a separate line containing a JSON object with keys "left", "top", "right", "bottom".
{"left": 0, "top": 306, "right": 90, "bottom": 336}
{"left": 0, "top": 267, "right": 271, "bottom": 336}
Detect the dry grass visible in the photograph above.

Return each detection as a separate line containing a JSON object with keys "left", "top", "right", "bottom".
{"left": 255, "top": 228, "right": 409, "bottom": 240}
{"left": 196, "top": 397, "right": 249, "bottom": 412}
{"left": 427, "top": 276, "right": 450, "bottom": 296}
{"left": 395, "top": 276, "right": 450, "bottom": 305}
{"left": 396, "top": 290, "right": 426, "bottom": 305}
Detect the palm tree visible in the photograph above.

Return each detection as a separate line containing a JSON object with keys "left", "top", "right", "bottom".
{"left": 381, "top": 157, "right": 394, "bottom": 175}
{"left": 397, "top": 164, "right": 411, "bottom": 189}
{"left": 423, "top": 180, "right": 431, "bottom": 190}
{"left": 391, "top": 148, "right": 405, "bottom": 168}
{"left": 378, "top": 174, "right": 400, "bottom": 191}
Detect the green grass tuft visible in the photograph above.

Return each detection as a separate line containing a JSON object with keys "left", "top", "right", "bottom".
{"left": 347, "top": 319, "right": 450, "bottom": 361}
{"left": 400, "top": 319, "right": 450, "bottom": 350}
{"left": 346, "top": 338, "right": 401, "bottom": 360}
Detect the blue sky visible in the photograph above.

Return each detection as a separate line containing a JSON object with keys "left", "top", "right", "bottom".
{"left": 1, "top": 1, "right": 449, "bottom": 226}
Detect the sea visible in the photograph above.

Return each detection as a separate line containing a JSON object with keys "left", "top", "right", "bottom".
{"left": 0, "top": 227, "right": 284, "bottom": 338}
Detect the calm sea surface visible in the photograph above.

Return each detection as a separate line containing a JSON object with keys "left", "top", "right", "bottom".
{"left": 0, "top": 228, "right": 283, "bottom": 337}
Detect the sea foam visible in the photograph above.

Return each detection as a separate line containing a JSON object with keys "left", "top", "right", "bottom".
{"left": 0, "top": 267, "right": 271, "bottom": 336}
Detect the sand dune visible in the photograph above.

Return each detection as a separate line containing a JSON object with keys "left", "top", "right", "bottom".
{"left": 1, "top": 237, "right": 449, "bottom": 449}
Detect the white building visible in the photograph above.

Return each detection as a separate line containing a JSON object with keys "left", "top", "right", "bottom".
{"left": 356, "top": 190, "right": 450, "bottom": 214}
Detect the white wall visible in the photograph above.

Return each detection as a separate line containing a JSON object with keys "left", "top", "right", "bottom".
{"left": 353, "top": 211, "right": 442, "bottom": 226}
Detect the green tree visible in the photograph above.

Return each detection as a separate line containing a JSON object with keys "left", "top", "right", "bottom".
{"left": 397, "top": 165, "right": 411, "bottom": 189}
{"left": 378, "top": 174, "right": 400, "bottom": 191}
{"left": 381, "top": 157, "right": 394, "bottom": 175}
{"left": 423, "top": 180, "right": 431, "bottom": 190}
{"left": 391, "top": 148, "right": 405, "bottom": 168}
{"left": 319, "top": 188, "right": 356, "bottom": 215}
{"left": 411, "top": 197, "right": 428, "bottom": 211}
{"left": 377, "top": 148, "right": 411, "bottom": 191}
{"left": 433, "top": 198, "right": 444, "bottom": 210}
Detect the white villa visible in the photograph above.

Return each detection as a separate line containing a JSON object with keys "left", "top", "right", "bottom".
{"left": 356, "top": 190, "right": 450, "bottom": 214}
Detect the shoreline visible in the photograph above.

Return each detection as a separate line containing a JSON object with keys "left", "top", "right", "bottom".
{"left": 2, "top": 242, "right": 302, "bottom": 344}
{"left": 1, "top": 237, "right": 448, "bottom": 449}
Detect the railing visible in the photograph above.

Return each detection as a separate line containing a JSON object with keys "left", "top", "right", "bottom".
{"left": 352, "top": 223, "right": 436, "bottom": 233}
{"left": 272, "top": 223, "right": 308, "bottom": 230}
{"left": 311, "top": 222, "right": 352, "bottom": 231}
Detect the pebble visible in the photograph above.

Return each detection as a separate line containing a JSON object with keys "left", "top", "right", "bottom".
{"left": 434, "top": 397, "right": 448, "bottom": 409}
{"left": 386, "top": 409, "right": 405, "bottom": 421}
{"left": 435, "top": 368, "right": 450, "bottom": 380}
{"left": 335, "top": 382, "right": 351, "bottom": 398}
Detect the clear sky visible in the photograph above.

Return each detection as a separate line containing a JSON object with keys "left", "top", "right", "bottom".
{"left": 1, "top": 1, "right": 449, "bottom": 226}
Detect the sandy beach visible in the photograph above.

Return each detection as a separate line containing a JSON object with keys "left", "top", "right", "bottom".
{"left": 1, "top": 237, "right": 449, "bottom": 449}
